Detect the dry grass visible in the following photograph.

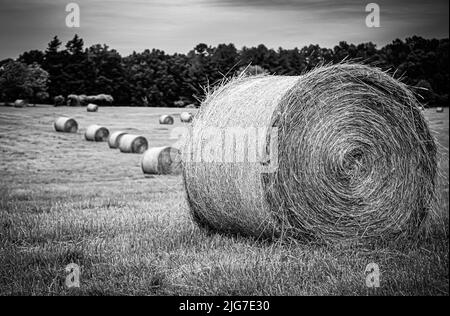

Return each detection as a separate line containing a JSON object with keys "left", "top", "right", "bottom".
{"left": 0, "top": 105, "right": 448, "bottom": 296}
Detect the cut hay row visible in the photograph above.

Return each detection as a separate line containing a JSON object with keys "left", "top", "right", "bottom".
{"left": 142, "top": 146, "right": 182, "bottom": 175}
{"left": 87, "top": 103, "right": 99, "bottom": 112}
{"left": 118, "top": 134, "right": 148, "bottom": 153}
{"left": 85, "top": 125, "right": 109, "bottom": 142}
{"left": 108, "top": 131, "right": 128, "bottom": 149}
{"left": 182, "top": 63, "right": 437, "bottom": 242}
{"left": 54, "top": 117, "right": 78, "bottom": 133}
{"left": 180, "top": 112, "right": 193, "bottom": 123}
{"left": 159, "top": 115, "right": 174, "bottom": 125}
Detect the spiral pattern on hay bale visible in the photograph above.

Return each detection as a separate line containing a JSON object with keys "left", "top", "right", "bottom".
{"left": 182, "top": 64, "right": 437, "bottom": 242}
{"left": 118, "top": 134, "right": 148, "bottom": 153}
{"left": 54, "top": 117, "right": 78, "bottom": 133}
{"left": 108, "top": 131, "right": 128, "bottom": 149}
{"left": 141, "top": 146, "right": 182, "bottom": 175}
{"left": 159, "top": 115, "right": 174, "bottom": 125}
{"left": 85, "top": 125, "right": 109, "bottom": 142}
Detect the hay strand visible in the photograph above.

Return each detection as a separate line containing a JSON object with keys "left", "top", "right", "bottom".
{"left": 85, "top": 124, "right": 109, "bottom": 142}
{"left": 182, "top": 63, "right": 438, "bottom": 242}
{"left": 118, "top": 134, "right": 148, "bottom": 153}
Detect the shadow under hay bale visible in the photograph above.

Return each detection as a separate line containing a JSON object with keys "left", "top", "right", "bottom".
{"left": 85, "top": 125, "right": 109, "bottom": 142}
{"left": 118, "top": 134, "right": 148, "bottom": 153}
{"left": 159, "top": 115, "right": 174, "bottom": 125}
{"left": 108, "top": 131, "right": 128, "bottom": 149}
{"left": 54, "top": 117, "right": 78, "bottom": 133}
{"left": 180, "top": 112, "right": 193, "bottom": 123}
{"left": 142, "top": 146, "right": 182, "bottom": 175}
{"left": 182, "top": 63, "right": 438, "bottom": 243}
{"left": 87, "top": 103, "right": 99, "bottom": 112}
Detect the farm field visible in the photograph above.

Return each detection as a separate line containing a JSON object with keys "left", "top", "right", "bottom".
{"left": 0, "top": 105, "right": 448, "bottom": 296}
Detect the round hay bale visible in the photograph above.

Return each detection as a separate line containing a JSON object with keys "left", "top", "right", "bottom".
{"left": 14, "top": 99, "right": 27, "bottom": 108}
{"left": 182, "top": 64, "right": 437, "bottom": 242}
{"left": 87, "top": 103, "right": 99, "bottom": 112}
{"left": 159, "top": 115, "right": 174, "bottom": 125}
{"left": 180, "top": 112, "right": 193, "bottom": 123}
{"left": 54, "top": 95, "right": 65, "bottom": 107}
{"left": 118, "top": 134, "right": 148, "bottom": 153}
{"left": 85, "top": 125, "right": 109, "bottom": 142}
{"left": 54, "top": 117, "right": 78, "bottom": 133}
{"left": 436, "top": 107, "right": 444, "bottom": 113}
{"left": 142, "top": 147, "right": 182, "bottom": 175}
{"left": 108, "top": 131, "right": 128, "bottom": 149}
{"left": 67, "top": 94, "right": 80, "bottom": 107}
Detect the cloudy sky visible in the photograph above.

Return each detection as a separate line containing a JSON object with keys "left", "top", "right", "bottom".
{"left": 0, "top": 0, "right": 448, "bottom": 59}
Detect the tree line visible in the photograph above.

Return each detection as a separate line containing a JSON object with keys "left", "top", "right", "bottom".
{"left": 0, "top": 35, "right": 448, "bottom": 107}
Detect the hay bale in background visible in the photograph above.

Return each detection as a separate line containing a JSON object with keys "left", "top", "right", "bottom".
{"left": 54, "top": 95, "right": 65, "bottom": 107}
{"left": 87, "top": 103, "right": 99, "bottom": 112}
{"left": 85, "top": 124, "right": 109, "bottom": 142}
{"left": 118, "top": 134, "right": 148, "bottom": 153}
{"left": 159, "top": 115, "right": 174, "bottom": 125}
{"left": 54, "top": 117, "right": 78, "bottom": 133}
{"left": 142, "top": 146, "right": 182, "bottom": 175}
{"left": 14, "top": 99, "right": 27, "bottom": 108}
{"left": 182, "top": 64, "right": 437, "bottom": 242}
{"left": 180, "top": 112, "right": 193, "bottom": 123}
{"left": 436, "top": 107, "right": 444, "bottom": 113}
{"left": 67, "top": 94, "right": 80, "bottom": 107}
{"left": 108, "top": 131, "right": 128, "bottom": 149}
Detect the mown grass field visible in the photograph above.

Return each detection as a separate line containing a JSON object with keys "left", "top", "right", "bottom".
{"left": 0, "top": 105, "right": 448, "bottom": 296}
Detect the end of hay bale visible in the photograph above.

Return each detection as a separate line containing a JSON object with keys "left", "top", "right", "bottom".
{"left": 118, "top": 134, "right": 148, "bottom": 153}
{"left": 54, "top": 117, "right": 78, "bottom": 133}
{"left": 108, "top": 131, "right": 128, "bottom": 149}
{"left": 85, "top": 124, "right": 109, "bottom": 141}
{"left": 180, "top": 112, "right": 193, "bottom": 123}
{"left": 159, "top": 115, "right": 174, "bottom": 125}
{"left": 87, "top": 103, "right": 99, "bottom": 112}
{"left": 142, "top": 146, "right": 182, "bottom": 175}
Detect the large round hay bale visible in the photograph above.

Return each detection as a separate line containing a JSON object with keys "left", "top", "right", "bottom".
{"left": 118, "top": 134, "right": 148, "bottom": 153}
{"left": 108, "top": 131, "right": 128, "bottom": 149}
{"left": 14, "top": 99, "right": 27, "bottom": 108}
{"left": 436, "top": 107, "right": 444, "bottom": 113}
{"left": 85, "top": 125, "right": 109, "bottom": 142}
{"left": 182, "top": 64, "right": 437, "bottom": 242}
{"left": 159, "top": 115, "right": 174, "bottom": 125}
{"left": 180, "top": 112, "right": 193, "bottom": 123}
{"left": 142, "top": 147, "right": 182, "bottom": 175}
{"left": 54, "top": 117, "right": 78, "bottom": 133}
{"left": 86, "top": 103, "right": 99, "bottom": 112}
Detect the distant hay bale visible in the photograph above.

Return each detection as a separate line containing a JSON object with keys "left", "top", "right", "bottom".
{"left": 159, "top": 115, "right": 174, "bottom": 125}
{"left": 118, "top": 134, "right": 148, "bottom": 153}
{"left": 54, "top": 117, "right": 78, "bottom": 133}
{"left": 436, "top": 107, "right": 444, "bottom": 113}
{"left": 180, "top": 112, "right": 193, "bottom": 123}
{"left": 86, "top": 103, "right": 99, "bottom": 112}
{"left": 182, "top": 64, "right": 437, "bottom": 242}
{"left": 14, "top": 99, "right": 27, "bottom": 108}
{"left": 108, "top": 131, "right": 128, "bottom": 149}
{"left": 85, "top": 124, "right": 109, "bottom": 142}
{"left": 67, "top": 94, "right": 80, "bottom": 107}
{"left": 142, "top": 146, "right": 182, "bottom": 175}
{"left": 54, "top": 95, "right": 65, "bottom": 107}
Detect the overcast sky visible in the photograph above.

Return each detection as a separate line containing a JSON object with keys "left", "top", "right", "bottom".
{"left": 0, "top": 0, "right": 448, "bottom": 59}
